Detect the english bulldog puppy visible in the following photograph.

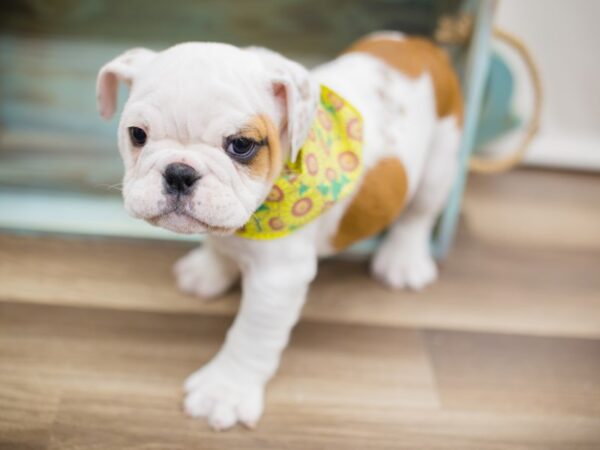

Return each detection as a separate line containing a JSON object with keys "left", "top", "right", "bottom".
{"left": 96, "top": 31, "right": 463, "bottom": 430}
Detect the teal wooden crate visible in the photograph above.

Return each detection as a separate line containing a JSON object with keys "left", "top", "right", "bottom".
{"left": 433, "top": 0, "right": 495, "bottom": 258}
{"left": 0, "top": 0, "right": 494, "bottom": 257}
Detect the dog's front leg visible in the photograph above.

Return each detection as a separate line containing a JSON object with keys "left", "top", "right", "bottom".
{"left": 183, "top": 240, "right": 317, "bottom": 430}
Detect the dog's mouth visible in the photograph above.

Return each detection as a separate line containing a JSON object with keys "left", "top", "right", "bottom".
{"left": 147, "top": 208, "right": 234, "bottom": 235}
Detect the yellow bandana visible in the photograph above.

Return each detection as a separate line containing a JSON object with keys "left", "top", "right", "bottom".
{"left": 236, "top": 85, "right": 363, "bottom": 240}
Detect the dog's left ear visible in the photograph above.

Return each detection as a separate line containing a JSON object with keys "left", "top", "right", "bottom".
{"left": 96, "top": 47, "right": 156, "bottom": 120}
{"left": 247, "top": 47, "right": 319, "bottom": 162}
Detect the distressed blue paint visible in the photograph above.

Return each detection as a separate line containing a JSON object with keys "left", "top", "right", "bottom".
{"left": 474, "top": 53, "right": 520, "bottom": 148}
{"left": 432, "top": 0, "right": 495, "bottom": 259}
{"left": 0, "top": 187, "right": 198, "bottom": 241}
{"left": 0, "top": 35, "right": 129, "bottom": 141}
{"left": 0, "top": 2, "right": 497, "bottom": 251}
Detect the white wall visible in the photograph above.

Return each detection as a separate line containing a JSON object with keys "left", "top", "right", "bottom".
{"left": 482, "top": 0, "right": 600, "bottom": 171}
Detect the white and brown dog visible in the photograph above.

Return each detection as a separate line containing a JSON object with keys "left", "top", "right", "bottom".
{"left": 96, "top": 31, "right": 462, "bottom": 430}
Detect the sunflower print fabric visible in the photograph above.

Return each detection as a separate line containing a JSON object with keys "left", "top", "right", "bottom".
{"left": 236, "top": 85, "right": 363, "bottom": 240}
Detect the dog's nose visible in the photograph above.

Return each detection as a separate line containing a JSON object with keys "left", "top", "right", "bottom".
{"left": 163, "top": 163, "right": 200, "bottom": 196}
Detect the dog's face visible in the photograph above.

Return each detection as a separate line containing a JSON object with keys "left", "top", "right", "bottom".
{"left": 96, "top": 43, "right": 318, "bottom": 234}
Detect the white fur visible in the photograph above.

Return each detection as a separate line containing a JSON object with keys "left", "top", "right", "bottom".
{"left": 310, "top": 53, "right": 439, "bottom": 255}
{"left": 97, "top": 37, "right": 461, "bottom": 430}
{"left": 97, "top": 43, "right": 318, "bottom": 236}
{"left": 372, "top": 116, "right": 461, "bottom": 289}
{"left": 174, "top": 242, "right": 239, "bottom": 299}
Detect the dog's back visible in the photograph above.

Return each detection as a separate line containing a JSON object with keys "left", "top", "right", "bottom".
{"left": 312, "top": 32, "right": 463, "bottom": 253}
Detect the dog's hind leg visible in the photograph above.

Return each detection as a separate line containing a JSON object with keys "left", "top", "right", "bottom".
{"left": 371, "top": 117, "right": 461, "bottom": 290}
{"left": 174, "top": 240, "right": 240, "bottom": 299}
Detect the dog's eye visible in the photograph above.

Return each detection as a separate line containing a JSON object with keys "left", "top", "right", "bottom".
{"left": 128, "top": 127, "right": 147, "bottom": 147}
{"left": 225, "top": 137, "right": 259, "bottom": 161}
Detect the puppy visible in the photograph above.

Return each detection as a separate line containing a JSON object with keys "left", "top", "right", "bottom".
{"left": 96, "top": 31, "right": 462, "bottom": 430}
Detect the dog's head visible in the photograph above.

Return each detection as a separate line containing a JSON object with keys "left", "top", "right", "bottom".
{"left": 96, "top": 43, "right": 318, "bottom": 235}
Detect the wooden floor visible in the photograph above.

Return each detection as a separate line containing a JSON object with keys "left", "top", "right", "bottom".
{"left": 1, "top": 169, "right": 600, "bottom": 450}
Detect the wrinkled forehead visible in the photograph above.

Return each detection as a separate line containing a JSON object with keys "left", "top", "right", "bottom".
{"left": 126, "top": 44, "right": 276, "bottom": 140}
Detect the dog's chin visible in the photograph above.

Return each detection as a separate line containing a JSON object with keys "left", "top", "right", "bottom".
{"left": 147, "top": 212, "right": 235, "bottom": 236}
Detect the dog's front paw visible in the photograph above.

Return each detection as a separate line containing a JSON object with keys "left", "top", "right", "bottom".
{"left": 371, "top": 238, "right": 438, "bottom": 291}
{"left": 174, "top": 246, "right": 240, "bottom": 300}
{"left": 184, "top": 363, "right": 265, "bottom": 430}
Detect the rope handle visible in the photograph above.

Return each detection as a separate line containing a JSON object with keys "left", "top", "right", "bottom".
{"left": 469, "top": 27, "right": 543, "bottom": 174}
{"left": 436, "top": 16, "right": 543, "bottom": 173}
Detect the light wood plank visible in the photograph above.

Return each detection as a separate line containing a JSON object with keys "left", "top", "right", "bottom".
{"left": 1, "top": 169, "right": 600, "bottom": 448}
{"left": 426, "top": 329, "right": 600, "bottom": 416}
{"left": 3, "top": 170, "right": 599, "bottom": 338}
{"left": 2, "top": 302, "right": 600, "bottom": 450}
{"left": 0, "top": 302, "right": 438, "bottom": 449}
{"left": 464, "top": 170, "right": 600, "bottom": 251}
{"left": 1, "top": 230, "right": 599, "bottom": 338}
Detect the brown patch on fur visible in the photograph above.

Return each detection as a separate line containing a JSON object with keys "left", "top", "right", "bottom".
{"left": 241, "top": 115, "right": 282, "bottom": 182}
{"left": 345, "top": 36, "right": 464, "bottom": 125}
{"left": 331, "top": 157, "right": 409, "bottom": 250}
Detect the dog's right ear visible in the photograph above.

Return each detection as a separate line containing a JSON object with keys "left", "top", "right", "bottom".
{"left": 96, "top": 48, "right": 156, "bottom": 120}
